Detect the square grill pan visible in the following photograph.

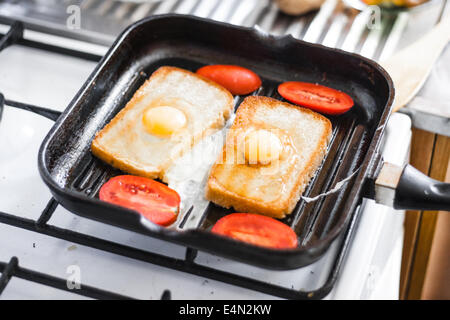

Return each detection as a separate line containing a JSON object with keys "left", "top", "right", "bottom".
{"left": 38, "top": 15, "right": 394, "bottom": 270}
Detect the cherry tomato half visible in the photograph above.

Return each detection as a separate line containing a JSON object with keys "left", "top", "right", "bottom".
{"left": 99, "top": 175, "right": 180, "bottom": 226}
{"left": 278, "top": 81, "right": 354, "bottom": 115}
{"left": 197, "top": 65, "right": 262, "bottom": 95}
{"left": 211, "top": 213, "right": 298, "bottom": 249}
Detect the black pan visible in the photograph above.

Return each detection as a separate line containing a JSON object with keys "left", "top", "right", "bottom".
{"left": 38, "top": 15, "right": 449, "bottom": 270}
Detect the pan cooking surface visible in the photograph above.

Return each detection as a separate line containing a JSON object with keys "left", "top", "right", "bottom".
{"left": 66, "top": 57, "right": 366, "bottom": 241}
{"left": 39, "top": 16, "right": 393, "bottom": 269}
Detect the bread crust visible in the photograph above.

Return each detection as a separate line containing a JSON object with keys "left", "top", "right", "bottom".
{"left": 206, "top": 96, "right": 332, "bottom": 218}
{"left": 91, "top": 66, "right": 234, "bottom": 180}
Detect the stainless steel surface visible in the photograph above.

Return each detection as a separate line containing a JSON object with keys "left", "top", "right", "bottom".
{"left": 0, "top": 0, "right": 448, "bottom": 132}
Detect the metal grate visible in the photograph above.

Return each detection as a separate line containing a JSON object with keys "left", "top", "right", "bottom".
{"left": 0, "top": 256, "right": 173, "bottom": 299}
{"left": 0, "top": 21, "right": 357, "bottom": 299}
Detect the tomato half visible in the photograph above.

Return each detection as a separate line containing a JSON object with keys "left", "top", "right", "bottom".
{"left": 278, "top": 81, "right": 354, "bottom": 115}
{"left": 211, "top": 213, "right": 298, "bottom": 249}
{"left": 99, "top": 175, "right": 180, "bottom": 226}
{"left": 196, "top": 65, "right": 262, "bottom": 95}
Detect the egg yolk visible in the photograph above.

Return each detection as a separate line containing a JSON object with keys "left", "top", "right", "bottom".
{"left": 244, "top": 129, "right": 282, "bottom": 165}
{"left": 142, "top": 106, "right": 187, "bottom": 137}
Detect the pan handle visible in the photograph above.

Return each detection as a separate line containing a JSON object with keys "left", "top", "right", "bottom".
{"left": 374, "top": 162, "right": 450, "bottom": 211}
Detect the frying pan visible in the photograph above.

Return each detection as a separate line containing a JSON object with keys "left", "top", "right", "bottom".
{"left": 38, "top": 15, "right": 450, "bottom": 270}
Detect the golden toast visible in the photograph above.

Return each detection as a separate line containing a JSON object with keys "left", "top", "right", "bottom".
{"left": 206, "top": 96, "right": 332, "bottom": 218}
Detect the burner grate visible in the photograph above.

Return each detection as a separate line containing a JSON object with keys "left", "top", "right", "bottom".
{"left": 0, "top": 0, "right": 448, "bottom": 299}
{"left": 0, "top": 0, "right": 446, "bottom": 58}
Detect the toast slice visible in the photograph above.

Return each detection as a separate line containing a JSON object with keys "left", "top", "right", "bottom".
{"left": 206, "top": 96, "right": 332, "bottom": 218}
{"left": 91, "top": 66, "right": 234, "bottom": 182}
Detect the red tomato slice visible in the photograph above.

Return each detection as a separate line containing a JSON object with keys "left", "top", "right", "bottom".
{"left": 278, "top": 81, "right": 354, "bottom": 115}
{"left": 99, "top": 175, "right": 180, "bottom": 226}
{"left": 197, "top": 65, "right": 262, "bottom": 95}
{"left": 211, "top": 213, "right": 298, "bottom": 249}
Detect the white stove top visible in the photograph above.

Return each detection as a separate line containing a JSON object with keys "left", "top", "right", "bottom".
{"left": 0, "top": 42, "right": 411, "bottom": 300}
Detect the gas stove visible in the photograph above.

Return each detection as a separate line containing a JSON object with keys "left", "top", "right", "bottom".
{"left": 1, "top": 0, "right": 445, "bottom": 300}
